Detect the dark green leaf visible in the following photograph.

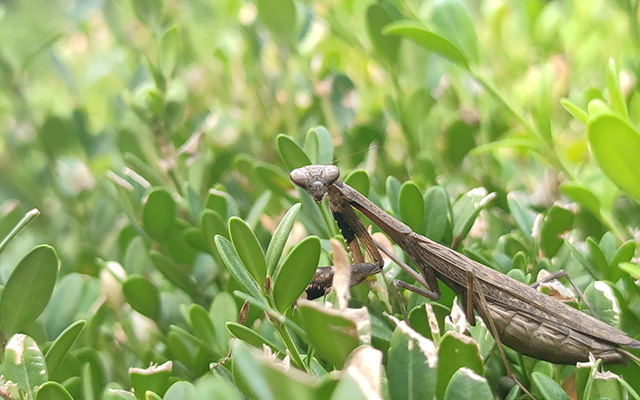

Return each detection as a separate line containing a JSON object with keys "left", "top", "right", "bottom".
{"left": 560, "top": 182, "right": 601, "bottom": 216}
{"left": 229, "top": 217, "right": 266, "bottom": 288}
{"left": 436, "top": 332, "right": 483, "bottom": 400}
{"left": 266, "top": 203, "right": 301, "bottom": 276}
{"left": 587, "top": 114, "right": 640, "bottom": 200}
{"left": 443, "top": 367, "right": 493, "bottom": 400}
{"left": 36, "top": 381, "right": 74, "bottom": 400}
{"left": 214, "top": 235, "right": 262, "bottom": 300}
{"left": 399, "top": 181, "right": 424, "bottom": 232}
{"left": 305, "top": 126, "right": 334, "bottom": 165}
{"left": 445, "top": 119, "right": 476, "bottom": 167}
{"left": 226, "top": 322, "right": 281, "bottom": 352}
{"left": 587, "top": 237, "right": 609, "bottom": 278}
{"left": 424, "top": 186, "right": 449, "bottom": 242}
{"left": 129, "top": 361, "right": 172, "bottom": 400}
{"left": 387, "top": 326, "right": 437, "bottom": 400}
{"left": 295, "top": 301, "right": 360, "bottom": 368}
{"left": 149, "top": 250, "right": 198, "bottom": 299}
{"left": 142, "top": 188, "right": 176, "bottom": 241}
{"left": 344, "top": 170, "right": 369, "bottom": 197}
{"left": 188, "top": 304, "right": 217, "bottom": 350}
{"left": 273, "top": 236, "right": 320, "bottom": 312}
{"left": 0, "top": 245, "right": 59, "bottom": 335}
{"left": 531, "top": 371, "right": 570, "bottom": 400}
{"left": 45, "top": 319, "right": 86, "bottom": 377}
{"left": 540, "top": 205, "right": 574, "bottom": 258}
{"left": 123, "top": 275, "right": 160, "bottom": 319}
{"left": 507, "top": 194, "right": 535, "bottom": 238}
{"left": 366, "top": 4, "right": 400, "bottom": 64}
{"left": 276, "top": 134, "right": 312, "bottom": 171}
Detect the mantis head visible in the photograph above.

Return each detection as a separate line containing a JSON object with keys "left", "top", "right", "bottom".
{"left": 290, "top": 165, "right": 340, "bottom": 202}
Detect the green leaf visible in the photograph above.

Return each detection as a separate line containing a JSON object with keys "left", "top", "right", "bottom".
{"left": 201, "top": 209, "right": 228, "bottom": 255}
{"left": 610, "top": 240, "right": 635, "bottom": 267}
{"left": 366, "top": 4, "right": 400, "bottom": 64}
{"left": 386, "top": 176, "right": 402, "bottom": 217}
{"left": 583, "top": 281, "right": 621, "bottom": 328}
{"left": 587, "top": 237, "right": 609, "bottom": 279}
{"left": 507, "top": 194, "right": 535, "bottom": 238}
{"left": 122, "top": 275, "right": 160, "bottom": 319}
{"left": 226, "top": 322, "right": 281, "bottom": 352}
{"left": 399, "top": 181, "right": 424, "bottom": 233}
{"left": 430, "top": 0, "right": 479, "bottom": 65}
{"left": 540, "top": 205, "right": 574, "bottom": 258}
{"left": 384, "top": 22, "right": 469, "bottom": 68}
{"left": 387, "top": 326, "right": 437, "bottom": 400}
{"left": 129, "top": 361, "right": 172, "bottom": 400}
{"left": 276, "top": 134, "right": 312, "bottom": 171}
{"left": 273, "top": 236, "right": 320, "bottom": 312}
{"left": 163, "top": 381, "right": 197, "bottom": 400}
{"left": 436, "top": 332, "right": 483, "bottom": 400}
{"left": 205, "top": 189, "right": 228, "bottom": 218}
{"left": 142, "top": 188, "right": 176, "bottom": 241}
{"left": 344, "top": 170, "right": 369, "bottom": 197}
{"left": 452, "top": 189, "right": 494, "bottom": 244}
{"left": 158, "top": 25, "right": 181, "bottom": 77}
{"left": 295, "top": 301, "right": 361, "bottom": 368}
{"left": 0, "top": 245, "right": 59, "bottom": 335}
{"left": 45, "top": 319, "right": 86, "bottom": 377}
{"left": 246, "top": 191, "right": 272, "bottom": 230}
{"left": 531, "top": 371, "right": 570, "bottom": 400}
{"left": 424, "top": 186, "right": 449, "bottom": 242}
{"left": 214, "top": 235, "right": 262, "bottom": 300}
{"left": 306, "top": 126, "right": 334, "bottom": 164}
{"left": 560, "top": 98, "right": 589, "bottom": 125}
{"left": 606, "top": 58, "right": 628, "bottom": 119}
{"left": 149, "top": 250, "right": 198, "bottom": 299}
{"left": 209, "top": 292, "right": 238, "bottom": 354}
{"left": 443, "top": 368, "right": 493, "bottom": 400}
{"left": 266, "top": 203, "right": 301, "bottom": 276}
{"left": 619, "top": 262, "right": 640, "bottom": 279}
{"left": 229, "top": 217, "right": 266, "bottom": 288}
{"left": 533, "top": 65, "right": 553, "bottom": 143}
{"left": 587, "top": 113, "right": 640, "bottom": 200}
{"left": 256, "top": 0, "right": 297, "bottom": 44}
{"left": 4, "top": 334, "right": 48, "bottom": 396}
{"left": 445, "top": 119, "right": 476, "bottom": 167}
{"left": 188, "top": 304, "right": 217, "bottom": 350}
{"left": 560, "top": 182, "right": 601, "bottom": 216}
{"left": 36, "top": 381, "right": 74, "bottom": 400}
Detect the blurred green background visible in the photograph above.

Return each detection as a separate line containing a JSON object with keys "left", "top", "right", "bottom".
{"left": 2, "top": 0, "right": 640, "bottom": 399}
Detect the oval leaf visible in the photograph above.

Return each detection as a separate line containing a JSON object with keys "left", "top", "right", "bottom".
{"left": 384, "top": 22, "right": 469, "bottom": 68}
{"left": 273, "top": 236, "right": 321, "bottom": 312}
{"left": 226, "top": 322, "right": 281, "bottom": 352}
{"left": 443, "top": 367, "right": 493, "bottom": 400}
{"left": 0, "top": 245, "right": 59, "bottom": 335}
{"left": 229, "top": 217, "right": 266, "bottom": 288}
{"left": 436, "top": 332, "right": 483, "bottom": 400}
{"left": 399, "top": 181, "right": 425, "bottom": 233}
{"left": 587, "top": 114, "right": 640, "bottom": 200}
{"left": 36, "top": 381, "right": 74, "bottom": 400}
{"left": 4, "top": 334, "right": 48, "bottom": 396}
{"left": 45, "top": 319, "right": 87, "bottom": 377}
{"left": 149, "top": 250, "right": 198, "bottom": 299}
{"left": 430, "top": 0, "right": 479, "bottom": 65}
{"left": 214, "top": 235, "right": 262, "bottom": 300}
{"left": 143, "top": 188, "right": 176, "bottom": 241}
{"left": 344, "top": 170, "right": 370, "bottom": 197}
{"left": 424, "top": 186, "right": 449, "bottom": 242}
{"left": 531, "top": 371, "right": 570, "bottom": 400}
{"left": 123, "top": 275, "right": 161, "bottom": 319}
{"left": 276, "top": 134, "right": 312, "bottom": 171}
{"left": 265, "top": 203, "right": 301, "bottom": 276}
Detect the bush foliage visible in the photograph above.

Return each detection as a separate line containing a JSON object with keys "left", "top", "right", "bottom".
{"left": 1, "top": 0, "right": 640, "bottom": 399}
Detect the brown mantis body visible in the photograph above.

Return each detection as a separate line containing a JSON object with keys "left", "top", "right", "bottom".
{"left": 291, "top": 165, "right": 640, "bottom": 396}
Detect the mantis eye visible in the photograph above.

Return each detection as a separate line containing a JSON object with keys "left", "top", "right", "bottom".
{"left": 289, "top": 168, "right": 310, "bottom": 189}
{"left": 323, "top": 165, "right": 340, "bottom": 185}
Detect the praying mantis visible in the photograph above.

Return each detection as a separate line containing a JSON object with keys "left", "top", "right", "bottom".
{"left": 290, "top": 164, "right": 640, "bottom": 398}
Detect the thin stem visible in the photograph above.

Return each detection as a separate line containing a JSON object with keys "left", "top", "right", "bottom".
{"left": 0, "top": 208, "right": 40, "bottom": 255}
{"left": 271, "top": 317, "right": 307, "bottom": 372}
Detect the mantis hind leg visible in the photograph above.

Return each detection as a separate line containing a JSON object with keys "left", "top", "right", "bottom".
{"left": 465, "top": 267, "right": 535, "bottom": 400}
